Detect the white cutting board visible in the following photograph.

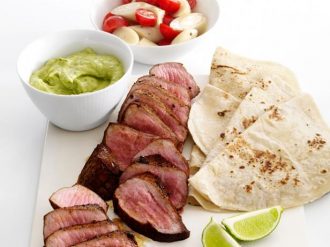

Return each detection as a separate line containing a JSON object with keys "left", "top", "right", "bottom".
{"left": 30, "top": 75, "right": 308, "bottom": 247}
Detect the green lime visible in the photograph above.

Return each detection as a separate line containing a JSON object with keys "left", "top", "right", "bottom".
{"left": 222, "top": 205, "right": 283, "bottom": 241}
{"left": 202, "top": 218, "right": 241, "bottom": 247}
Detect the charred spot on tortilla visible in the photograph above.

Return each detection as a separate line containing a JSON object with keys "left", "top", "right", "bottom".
{"left": 307, "top": 133, "right": 326, "bottom": 150}
{"left": 242, "top": 116, "right": 257, "bottom": 129}
{"left": 217, "top": 110, "right": 230, "bottom": 117}
{"left": 268, "top": 106, "right": 284, "bottom": 121}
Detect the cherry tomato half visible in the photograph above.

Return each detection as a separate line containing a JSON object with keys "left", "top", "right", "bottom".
{"left": 159, "top": 23, "right": 181, "bottom": 40}
{"left": 136, "top": 0, "right": 159, "bottom": 5}
{"left": 103, "top": 12, "right": 114, "bottom": 21}
{"left": 188, "top": 0, "right": 197, "bottom": 10}
{"left": 158, "top": 39, "right": 172, "bottom": 46}
{"left": 102, "top": 15, "right": 129, "bottom": 33}
{"left": 122, "top": 0, "right": 132, "bottom": 4}
{"left": 135, "top": 8, "right": 157, "bottom": 27}
{"left": 158, "top": 0, "right": 181, "bottom": 14}
{"left": 163, "top": 14, "right": 174, "bottom": 25}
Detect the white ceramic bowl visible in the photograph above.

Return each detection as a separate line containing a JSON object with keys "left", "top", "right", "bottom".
{"left": 90, "top": 0, "right": 220, "bottom": 64}
{"left": 17, "top": 29, "right": 133, "bottom": 131}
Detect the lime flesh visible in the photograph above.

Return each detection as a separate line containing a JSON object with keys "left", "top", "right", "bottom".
{"left": 222, "top": 206, "right": 283, "bottom": 241}
{"left": 202, "top": 218, "right": 241, "bottom": 247}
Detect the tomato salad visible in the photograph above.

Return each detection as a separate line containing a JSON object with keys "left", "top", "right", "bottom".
{"left": 102, "top": 0, "right": 207, "bottom": 46}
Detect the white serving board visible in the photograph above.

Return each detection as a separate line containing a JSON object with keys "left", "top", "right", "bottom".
{"left": 30, "top": 75, "right": 308, "bottom": 247}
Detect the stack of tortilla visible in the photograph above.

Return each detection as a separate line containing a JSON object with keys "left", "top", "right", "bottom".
{"left": 188, "top": 47, "right": 330, "bottom": 212}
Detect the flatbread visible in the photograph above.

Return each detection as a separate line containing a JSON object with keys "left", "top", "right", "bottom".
{"left": 204, "top": 85, "right": 296, "bottom": 165}
{"left": 190, "top": 94, "right": 330, "bottom": 211}
{"left": 189, "top": 144, "right": 206, "bottom": 169}
{"left": 188, "top": 84, "right": 240, "bottom": 154}
{"left": 210, "top": 47, "right": 300, "bottom": 99}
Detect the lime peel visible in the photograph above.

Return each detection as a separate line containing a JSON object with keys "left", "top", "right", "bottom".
{"left": 222, "top": 205, "right": 283, "bottom": 241}
{"left": 202, "top": 218, "right": 241, "bottom": 247}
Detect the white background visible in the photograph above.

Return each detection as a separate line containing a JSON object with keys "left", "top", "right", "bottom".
{"left": 0, "top": 0, "right": 329, "bottom": 246}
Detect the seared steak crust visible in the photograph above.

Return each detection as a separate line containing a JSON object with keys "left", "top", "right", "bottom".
{"left": 43, "top": 204, "right": 108, "bottom": 239}
{"left": 72, "top": 231, "right": 138, "bottom": 247}
{"left": 120, "top": 163, "right": 188, "bottom": 209}
{"left": 78, "top": 144, "right": 120, "bottom": 200}
{"left": 113, "top": 174, "right": 190, "bottom": 242}
{"left": 45, "top": 220, "right": 118, "bottom": 247}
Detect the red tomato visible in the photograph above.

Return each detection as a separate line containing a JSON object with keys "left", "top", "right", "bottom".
{"left": 158, "top": 0, "right": 181, "bottom": 14}
{"left": 102, "top": 16, "right": 129, "bottom": 33}
{"left": 103, "top": 12, "right": 114, "bottom": 21}
{"left": 122, "top": 0, "right": 132, "bottom": 4}
{"left": 159, "top": 23, "right": 181, "bottom": 40}
{"left": 158, "top": 39, "right": 172, "bottom": 46}
{"left": 187, "top": 0, "right": 197, "bottom": 9}
{"left": 136, "top": 0, "right": 159, "bottom": 5}
{"left": 135, "top": 8, "right": 157, "bottom": 27}
{"left": 163, "top": 14, "right": 174, "bottom": 25}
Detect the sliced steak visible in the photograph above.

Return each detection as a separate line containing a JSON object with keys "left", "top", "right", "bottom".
{"left": 43, "top": 204, "right": 108, "bottom": 239}
{"left": 102, "top": 123, "right": 158, "bottom": 171}
{"left": 118, "top": 90, "right": 188, "bottom": 143}
{"left": 128, "top": 81, "right": 189, "bottom": 125}
{"left": 77, "top": 144, "right": 119, "bottom": 200}
{"left": 136, "top": 75, "right": 191, "bottom": 105}
{"left": 72, "top": 231, "right": 137, "bottom": 247}
{"left": 120, "top": 163, "right": 188, "bottom": 209}
{"left": 49, "top": 184, "right": 108, "bottom": 213}
{"left": 150, "top": 63, "right": 200, "bottom": 98}
{"left": 121, "top": 104, "right": 181, "bottom": 148}
{"left": 113, "top": 174, "right": 190, "bottom": 242}
{"left": 45, "top": 220, "right": 118, "bottom": 247}
{"left": 133, "top": 139, "right": 189, "bottom": 175}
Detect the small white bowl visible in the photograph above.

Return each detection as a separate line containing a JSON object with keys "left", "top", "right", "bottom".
{"left": 17, "top": 29, "right": 133, "bottom": 131}
{"left": 90, "top": 0, "right": 220, "bottom": 64}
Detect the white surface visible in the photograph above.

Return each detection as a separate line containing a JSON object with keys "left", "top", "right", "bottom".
{"left": 17, "top": 29, "right": 133, "bottom": 131}
{"left": 91, "top": 0, "right": 220, "bottom": 64}
{"left": 1, "top": 0, "right": 330, "bottom": 246}
{"left": 31, "top": 76, "right": 307, "bottom": 247}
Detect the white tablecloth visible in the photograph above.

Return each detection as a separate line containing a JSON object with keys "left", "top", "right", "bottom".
{"left": 0, "top": 0, "right": 329, "bottom": 245}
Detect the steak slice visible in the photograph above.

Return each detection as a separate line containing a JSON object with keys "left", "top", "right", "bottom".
{"left": 103, "top": 123, "right": 158, "bottom": 171}
{"left": 72, "top": 231, "right": 137, "bottom": 247}
{"left": 49, "top": 184, "right": 108, "bottom": 213}
{"left": 118, "top": 90, "right": 188, "bottom": 143}
{"left": 150, "top": 63, "right": 200, "bottom": 98}
{"left": 113, "top": 174, "right": 190, "bottom": 242}
{"left": 121, "top": 104, "right": 181, "bottom": 148}
{"left": 127, "top": 81, "right": 189, "bottom": 125}
{"left": 43, "top": 204, "right": 108, "bottom": 239}
{"left": 120, "top": 163, "right": 188, "bottom": 209}
{"left": 45, "top": 220, "right": 118, "bottom": 247}
{"left": 77, "top": 144, "right": 119, "bottom": 200}
{"left": 133, "top": 139, "right": 189, "bottom": 175}
{"left": 136, "top": 75, "right": 191, "bottom": 105}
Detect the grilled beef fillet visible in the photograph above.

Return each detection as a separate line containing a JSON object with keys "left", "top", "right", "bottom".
{"left": 121, "top": 104, "right": 181, "bottom": 148}
{"left": 127, "top": 81, "right": 189, "bottom": 125}
{"left": 150, "top": 63, "right": 200, "bottom": 98}
{"left": 77, "top": 144, "right": 120, "bottom": 200}
{"left": 72, "top": 231, "right": 137, "bottom": 247}
{"left": 43, "top": 204, "right": 108, "bottom": 239}
{"left": 133, "top": 139, "right": 189, "bottom": 175}
{"left": 113, "top": 174, "right": 190, "bottom": 242}
{"left": 135, "top": 75, "right": 191, "bottom": 105}
{"left": 120, "top": 163, "right": 188, "bottom": 209}
{"left": 45, "top": 220, "right": 118, "bottom": 247}
{"left": 118, "top": 90, "right": 188, "bottom": 143}
{"left": 49, "top": 184, "right": 108, "bottom": 213}
{"left": 102, "top": 123, "right": 158, "bottom": 171}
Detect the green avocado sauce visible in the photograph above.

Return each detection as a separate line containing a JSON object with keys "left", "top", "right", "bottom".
{"left": 29, "top": 48, "right": 125, "bottom": 95}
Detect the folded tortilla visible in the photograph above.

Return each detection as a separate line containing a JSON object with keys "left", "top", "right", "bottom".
{"left": 188, "top": 84, "right": 240, "bottom": 154}
{"left": 190, "top": 94, "right": 330, "bottom": 211}
{"left": 210, "top": 47, "right": 300, "bottom": 99}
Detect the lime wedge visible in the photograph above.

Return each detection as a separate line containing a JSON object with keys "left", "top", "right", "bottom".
{"left": 202, "top": 218, "right": 241, "bottom": 247}
{"left": 222, "top": 206, "right": 283, "bottom": 241}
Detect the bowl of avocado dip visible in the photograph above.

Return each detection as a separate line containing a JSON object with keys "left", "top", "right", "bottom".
{"left": 17, "top": 29, "right": 133, "bottom": 131}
